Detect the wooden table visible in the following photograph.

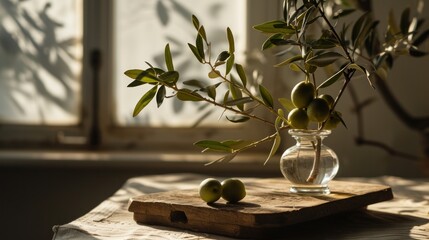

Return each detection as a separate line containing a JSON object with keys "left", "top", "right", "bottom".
{"left": 52, "top": 174, "right": 429, "bottom": 239}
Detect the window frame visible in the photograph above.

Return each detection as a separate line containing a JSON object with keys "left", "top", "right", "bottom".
{"left": 0, "top": 0, "right": 287, "bottom": 156}
{"left": 101, "top": 0, "right": 286, "bottom": 153}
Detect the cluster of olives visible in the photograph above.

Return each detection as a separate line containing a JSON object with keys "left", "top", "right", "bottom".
{"left": 288, "top": 81, "right": 340, "bottom": 130}
{"left": 198, "top": 178, "right": 246, "bottom": 204}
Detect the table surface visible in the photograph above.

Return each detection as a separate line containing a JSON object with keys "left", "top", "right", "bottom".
{"left": 52, "top": 174, "right": 429, "bottom": 240}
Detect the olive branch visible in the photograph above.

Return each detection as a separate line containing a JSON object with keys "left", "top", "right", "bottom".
{"left": 125, "top": 0, "right": 429, "bottom": 166}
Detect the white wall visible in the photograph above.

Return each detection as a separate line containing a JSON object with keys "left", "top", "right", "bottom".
{"left": 326, "top": 0, "right": 429, "bottom": 177}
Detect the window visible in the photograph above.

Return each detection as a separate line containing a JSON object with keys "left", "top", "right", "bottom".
{"left": 0, "top": 0, "right": 283, "bottom": 154}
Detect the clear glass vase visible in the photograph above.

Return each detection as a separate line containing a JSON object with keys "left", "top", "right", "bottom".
{"left": 280, "top": 129, "right": 339, "bottom": 194}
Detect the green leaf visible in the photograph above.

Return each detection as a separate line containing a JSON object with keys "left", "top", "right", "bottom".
{"left": 198, "top": 25, "right": 207, "bottom": 42}
{"left": 177, "top": 89, "right": 203, "bottom": 101}
{"left": 133, "top": 85, "right": 157, "bottom": 117}
{"left": 349, "top": 64, "right": 374, "bottom": 89}
{"left": 224, "top": 97, "right": 253, "bottom": 106}
{"left": 352, "top": 13, "right": 369, "bottom": 46}
{"left": 317, "top": 64, "right": 348, "bottom": 89}
{"left": 227, "top": 27, "right": 235, "bottom": 53}
{"left": 156, "top": 85, "right": 166, "bottom": 108}
{"left": 229, "top": 82, "right": 242, "bottom": 100}
{"left": 299, "top": 6, "right": 315, "bottom": 39}
{"left": 235, "top": 64, "right": 247, "bottom": 87}
{"left": 274, "top": 55, "right": 303, "bottom": 67}
{"left": 208, "top": 70, "right": 221, "bottom": 79}
{"left": 413, "top": 29, "right": 429, "bottom": 47}
{"left": 192, "top": 15, "right": 200, "bottom": 30}
{"left": 194, "top": 140, "right": 233, "bottom": 152}
{"left": 334, "top": 111, "right": 348, "bottom": 129}
{"left": 264, "top": 133, "right": 281, "bottom": 165}
{"left": 204, "top": 152, "right": 238, "bottom": 166}
{"left": 164, "top": 44, "right": 174, "bottom": 71}
{"left": 188, "top": 43, "right": 203, "bottom": 63}
{"left": 289, "top": 63, "right": 305, "bottom": 73}
{"left": 206, "top": 84, "right": 216, "bottom": 100}
{"left": 223, "top": 90, "right": 230, "bottom": 104}
{"left": 400, "top": 8, "right": 410, "bottom": 35}
{"left": 124, "top": 69, "right": 144, "bottom": 79}
{"left": 310, "top": 39, "right": 337, "bottom": 49}
{"left": 196, "top": 34, "right": 205, "bottom": 60}
{"left": 277, "top": 108, "right": 288, "bottom": 122}
{"left": 125, "top": 70, "right": 159, "bottom": 84}
{"left": 226, "top": 53, "right": 235, "bottom": 75}
{"left": 278, "top": 98, "right": 295, "bottom": 112}
{"left": 259, "top": 84, "right": 274, "bottom": 108}
{"left": 269, "top": 39, "right": 299, "bottom": 46}
{"left": 222, "top": 140, "right": 253, "bottom": 150}
{"left": 306, "top": 52, "right": 345, "bottom": 67}
{"left": 158, "top": 71, "right": 179, "bottom": 84}
{"left": 409, "top": 47, "right": 427, "bottom": 57}
{"left": 388, "top": 10, "right": 400, "bottom": 35}
{"left": 253, "top": 20, "right": 296, "bottom": 34}
{"left": 127, "top": 79, "right": 145, "bottom": 87}
{"left": 216, "top": 51, "right": 230, "bottom": 62}
{"left": 183, "top": 79, "right": 205, "bottom": 89}
{"left": 262, "top": 33, "right": 284, "bottom": 50}
{"left": 214, "top": 61, "right": 225, "bottom": 67}
{"left": 226, "top": 115, "right": 250, "bottom": 123}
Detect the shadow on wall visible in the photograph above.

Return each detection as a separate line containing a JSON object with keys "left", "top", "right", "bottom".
{"left": 0, "top": 0, "right": 81, "bottom": 124}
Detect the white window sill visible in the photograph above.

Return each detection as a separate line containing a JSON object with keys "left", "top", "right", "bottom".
{"left": 0, "top": 150, "right": 279, "bottom": 175}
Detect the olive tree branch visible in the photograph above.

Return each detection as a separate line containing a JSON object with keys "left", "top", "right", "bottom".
{"left": 165, "top": 82, "right": 275, "bottom": 126}
{"left": 207, "top": 62, "right": 280, "bottom": 119}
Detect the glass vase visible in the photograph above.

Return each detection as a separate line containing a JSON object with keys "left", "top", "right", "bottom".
{"left": 280, "top": 129, "right": 339, "bottom": 194}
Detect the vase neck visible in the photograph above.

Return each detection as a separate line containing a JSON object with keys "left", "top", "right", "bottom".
{"left": 288, "top": 129, "right": 330, "bottom": 146}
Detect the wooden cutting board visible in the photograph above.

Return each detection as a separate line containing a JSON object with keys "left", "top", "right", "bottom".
{"left": 128, "top": 178, "right": 393, "bottom": 238}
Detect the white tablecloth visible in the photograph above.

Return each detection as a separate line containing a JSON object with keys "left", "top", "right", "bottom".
{"left": 52, "top": 174, "right": 429, "bottom": 239}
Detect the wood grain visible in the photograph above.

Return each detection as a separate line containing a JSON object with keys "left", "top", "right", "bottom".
{"left": 128, "top": 178, "right": 393, "bottom": 238}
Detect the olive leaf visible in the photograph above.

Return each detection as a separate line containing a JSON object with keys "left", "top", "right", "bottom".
{"left": 208, "top": 70, "right": 221, "bottom": 79}
{"left": 264, "top": 133, "right": 281, "bottom": 165}
{"left": 158, "top": 71, "right": 179, "bottom": 84}
{"left": 226, "top": 53, "right": 235, "bottom": 75}
{"left": 253, "top": 20, "right": 296, "bottom": 34}
{"left": 235, "top": 64, "right": 247, "bottom": 87}
{"left": 227, "top": 27, "right": 235, "bottom": 53}
{"left": 126, "top": 70, "right": 159, "bottom": 84}
{"left": 206, "top": 84, "right": 217, "bottom": 100}
{"left": 400, "top": 8, "right": 410, "bottom": 35}
{"left": 349, "top": 64, "right": 374, "bottom": 89}
{"left": 216, "top": 51, "right": 230, "bottom": 62}
{"left": 259, "top": 84, "right": 274, "bottom": 108}
{"left": 156, "top": 85, "right": 166, "bottom": 107}
{"left": 133, "top": 85, "right": 157, "bottom": 117}
{"left": 177, "top": 89, "right": 203, "bottom": 101}
{"left": 164, "top": 44, "right": 174, "bottom": 71}
{"left": 226, "top": 115, "right": 250, "bottom": 123}
{"left": 262, "top": 33, "right": 284, "bottom": 50}
{"left": 198, "top": 25, "right": 207, "bottom": 42}
{"left": 194, "top": 140, "right": 233, "bottom": 152}
{"left": 224, "top": 97, "right": 253, "bottom": 106}
{"left": 188, "top": 43, "right": 203, "bottom": 63}
{"left": 191, "top": 15, "right": 200, "bottom": 30}
{"left": 278, "top": 98, "right": 295, "bottom": 112}
{"left": 274, "top": 55, "right": 303, "bottom": 67}
{"left": 204, "top": 152, "right": 238, "bottom": 166}
{"left": 413, "top": 29, "right": 429, "bottom": 47}
{"left": 306, "top": 52, "right": 345, "bottom": 67}
{"left": 196, "top": 34, "right": 205, "bottom": 60}
{"left": 317, "top": 64, "right": 349, "bottom": 89}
